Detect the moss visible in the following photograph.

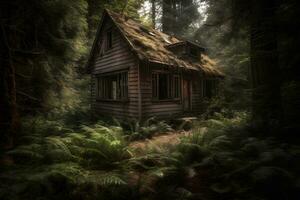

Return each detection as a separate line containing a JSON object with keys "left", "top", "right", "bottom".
{"left": 107, "top": 10, "right": 224, "bottom": 77}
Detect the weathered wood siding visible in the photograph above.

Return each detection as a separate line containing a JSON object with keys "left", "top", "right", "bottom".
{"left": 90, "top": 17, "right": 139, "bottom": 119}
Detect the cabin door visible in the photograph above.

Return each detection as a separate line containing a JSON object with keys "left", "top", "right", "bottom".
{"left": 183, "top": 79, "right": 191, "bottom": 111}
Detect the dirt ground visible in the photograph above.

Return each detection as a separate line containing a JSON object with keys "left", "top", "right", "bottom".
{"left": 129, "top": 131, "right": 191, "bottom": 152}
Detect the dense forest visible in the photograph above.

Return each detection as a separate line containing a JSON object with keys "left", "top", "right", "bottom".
{"left": 0, "top": 0, "right": 299, "bottom": 200}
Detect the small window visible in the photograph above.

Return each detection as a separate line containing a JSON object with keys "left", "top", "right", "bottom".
{"left": 203, "top": 79, "right": 218, "bottom": 98}
{"left": 106, "top": 30, "right": 113, "bottom": 50}
{"left": 173, "top": 75, "right": 181, "bottom": 99}
{"left": 152, "top": 73, "right": 180, "bottom": 100}
{"left": 152, "top": 73, "right": 158, "bottom": 99}
{"left": 97, "top": 72, "right": 128, "bottom": 100}
{"left": 190, "top": 47, "right": 198, "bottom": 57}
{"left": 97, "top": 39, "right": 104, "bottom": 57}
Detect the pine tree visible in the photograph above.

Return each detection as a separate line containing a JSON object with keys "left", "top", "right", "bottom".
{"left": 0, "top": 0, "right": 89, "bottom": 149}
{"left": 161, "top": 0, "right": 199, "bottom": 35}
{"left": 0, "top": 1, "right": 20, "bottom": 149}
{"left": 200, "top": 0, "right": 300, "bottom": 134}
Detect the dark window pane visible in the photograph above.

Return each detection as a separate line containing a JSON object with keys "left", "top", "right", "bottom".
{"left": 203, "top": 79, "right": 217, "bottom": 98}
{"left": 106, "top": 31, "right": 113, "bottom": 50}
{"left": 174, "top": 76, "right": 180, "bottom": 98}
{"left": 152, "top": 74, "right": 158, "bottom": 99}
{"left": 159, "top": 74, "right": 168, "bottom": 100}
{"left": 190, "top": 47, "right": 198, "bottom": 57}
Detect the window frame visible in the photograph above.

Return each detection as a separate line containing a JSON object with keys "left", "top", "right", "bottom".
{"left": 105, "top": 29, "right": 113, "bottom": 51}
{"left": 96, "top": 70, "right": 128, "bottom": 102}
{"left": 189, "top": 46, "right": 199, "bottom": 58}
{"left": 202, "top": 79, "right": 218, "bottom": 99}
{"left": 97, "top": 38, "right": 104, "bottom": 57}
{"left": 173, "top": 74, "right": 181, "bottom": 100}
{"left": 151, "top": 71, "right": 181, "bottom": 101}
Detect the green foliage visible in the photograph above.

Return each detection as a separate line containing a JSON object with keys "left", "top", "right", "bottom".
{"left": 9, "top": 119, "right": 131, "bottom": 168}
{"left": 175, "top": 113, "right": 299, "bottom": 199}
{"left": 2, "top": 112, "right": 299, "bottom": 199}
{"left": 8, "top": 0, "right": 89, "bottom": 113}
{"left": 121, "top": 117, "right": 173, "bottom": 141}
{"left": 122, "top": 112, "right": 299, "bottom": 199}
{"left": 0, "top": 118, "right": 135, "bottom": 200}
{"left": 87, "top": 0, "right": 144, "bottom": 42}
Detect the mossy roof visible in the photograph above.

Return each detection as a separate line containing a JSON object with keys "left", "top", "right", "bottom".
{"left": 89, "top": 9, "right": 224, "bottom": 77}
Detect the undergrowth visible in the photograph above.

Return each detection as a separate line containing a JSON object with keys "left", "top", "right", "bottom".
{"left": 124, "top": 112, "right": 300, "bottom": 200}
{"left": 0, "top": 115, "right": 173, "bottom": 200}
{"left": 1, "top": 112, "right": 299, "bottom": 200}
{"left": 0, "top": 118, "right": 134, "bottom": 200}
{"left": 118, "top": 117, "right": 173, "bottom": 141}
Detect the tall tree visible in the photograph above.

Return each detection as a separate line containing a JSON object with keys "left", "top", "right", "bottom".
{"left": 161, "top": 0, "right": 199, "bottom": 35}
{"left": 87, "top": 0, "right": 144, "bottom": 45}
{"left": 0, "top": 1, "right": 20, "bottom": 149}
{"left": 151, "top": 0, "right": 157, "bottom": 27}
{"left": 249, "top": 0, "right": 282, "bottom": 129}
{"left": 0, "top": 0, "right": 89, "bottom": 149}
{"left": 202, "top": 0, "right": 300, "bottom": 134}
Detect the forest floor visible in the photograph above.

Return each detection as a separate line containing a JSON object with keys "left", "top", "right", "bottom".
{"left": 1, "top": 113, "right": 299, "bottom": 200}
{"left": 129, "top": 130, "right": 190, "bottom": 150}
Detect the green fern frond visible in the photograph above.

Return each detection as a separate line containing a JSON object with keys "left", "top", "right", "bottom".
{"left": 46, "top": 137, "right": 71, "bottom": 155}
{"left": 142, "top": 117, "right": 156, "bottom": 127}
{"left": 98, "top": 173, "right": 127, "bottom": 186}
{"left": 45, "top": 149, "right": 75, "bottom": 162}
{"left": 83, "top": 148, "right": 108, "bottom": 159}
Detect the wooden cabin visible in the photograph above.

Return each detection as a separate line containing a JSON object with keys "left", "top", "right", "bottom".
{"left": 86, "top": 9, "right": 224, "bottom": 120}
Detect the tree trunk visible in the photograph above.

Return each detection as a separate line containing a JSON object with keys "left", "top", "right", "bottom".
{"left": 250, "top": 0, "right": 282, "bottom": 132}
{"left": 151, "top": 0, "right": 156, "bottom": 28}
{"left": 0, "top": 1, "right": 20, "bottom": 150}
{"left": 162, "top": 0, "right": 174, "bottom": 34}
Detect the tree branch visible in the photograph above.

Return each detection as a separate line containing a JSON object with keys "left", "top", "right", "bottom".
{"left": 16, "top": 91, "right": 41, "bottom": 102}
{"left": 16, "top": 72, "right": 31, "bottom": 79}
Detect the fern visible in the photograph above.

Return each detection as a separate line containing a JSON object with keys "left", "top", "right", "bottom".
{"left": 97, "top": 173, "right": 127, "bottom": 186}
{"left": 46, "top": 137, "right": 72, "bottom": 155}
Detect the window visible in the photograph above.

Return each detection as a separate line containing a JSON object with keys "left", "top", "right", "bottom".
{"left": 152, "top": 73, "right": 181, "bottom": 100}
{"left": 203, "top": 79, "right": 218, "bottom": 98}
{"left": 97, "top": 72, "right": 128, "bottom": 100}
{"left": 106, "top": 30, "right": 113, "bottom": 50}
{"left": 190, "top": 46, "right": 198, "bottom": 57}
{"left": 173, "top": 75, "right": 180, "bottom": 98}
{"left": 97, "top": 39, "right": 104, "bottom": 57}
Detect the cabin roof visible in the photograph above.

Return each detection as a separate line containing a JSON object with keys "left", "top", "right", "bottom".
{"left": 87, "top": 9, "right": 224, "bottom": 77}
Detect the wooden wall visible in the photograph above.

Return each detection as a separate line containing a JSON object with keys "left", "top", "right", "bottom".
{"left": 90, "top": 17, "right": 139, "bottom": 119}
